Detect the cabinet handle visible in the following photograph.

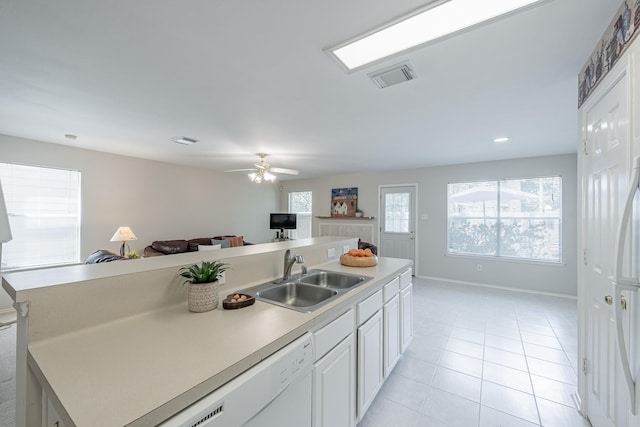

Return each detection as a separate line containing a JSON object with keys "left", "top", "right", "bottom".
{"left": 621, "top": 295, "right": 628, "bottom": 310}
{"left": 604, "top": 295, "right": 613, "bottom": 305}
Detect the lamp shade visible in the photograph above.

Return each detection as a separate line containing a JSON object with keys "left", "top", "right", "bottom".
{"left": 110, "top": 226, "right": 137, "bottom": 242}
{"left": 0, "top": 179, "right": 12, "bottom": 243}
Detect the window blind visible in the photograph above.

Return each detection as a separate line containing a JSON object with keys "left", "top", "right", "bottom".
{"left": 0, "top": 163, "right": 81, "bottom": 269}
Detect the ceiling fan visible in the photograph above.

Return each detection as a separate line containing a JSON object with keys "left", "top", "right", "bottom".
{"left": 224, "top": 153, "right": 299, "bottom": 183}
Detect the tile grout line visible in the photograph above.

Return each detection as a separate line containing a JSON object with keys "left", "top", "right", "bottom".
{"left": 477, "top": 323, "right": 487, "bottom": 427}
{"left": 517, "top": 314, "right": 544, "bottom": 426}
{"left": 548, "top": 313, "right": 576, "bottom": 376}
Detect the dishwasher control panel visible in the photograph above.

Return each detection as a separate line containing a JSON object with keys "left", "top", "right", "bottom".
{"left": 271, "top": 334, "right": 313, "bottom": 397}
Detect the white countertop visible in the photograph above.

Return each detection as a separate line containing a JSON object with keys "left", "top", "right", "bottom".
{"left": 27, "top": 257, "right": 411, "bottom": 426}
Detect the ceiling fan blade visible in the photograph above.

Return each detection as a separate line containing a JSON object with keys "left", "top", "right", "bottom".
{"left": 272, "top": 167, "right": 299, "bottom": 175}
{"left": 224, "top": 168, "right": 257, "bottom": 173}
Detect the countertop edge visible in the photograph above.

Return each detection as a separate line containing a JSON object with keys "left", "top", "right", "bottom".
{"left": 28, "top": 258, "right": 413, "bottom": 426}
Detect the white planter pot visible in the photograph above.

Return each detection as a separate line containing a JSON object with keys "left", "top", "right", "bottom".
{"left": 188, "top": 281, "right": 219, "bottom": 313}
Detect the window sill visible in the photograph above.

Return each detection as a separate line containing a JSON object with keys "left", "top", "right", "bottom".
{"left": 445, "top": 252, "right": 566, "bottom": 267}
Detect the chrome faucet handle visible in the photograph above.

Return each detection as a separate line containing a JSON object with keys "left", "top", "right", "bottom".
{"left": 295, "top": 254, "right": 304, "bottom": 264}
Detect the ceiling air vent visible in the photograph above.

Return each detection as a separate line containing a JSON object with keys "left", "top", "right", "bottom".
{"left": 368, "top": 62, "right": 415, "bottom": 89}
{"left": 171, "top": 136, "right": 198, "bottom": 145}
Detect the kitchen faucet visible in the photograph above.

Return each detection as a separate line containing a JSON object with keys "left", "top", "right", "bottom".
{"left": 283, "top": 249, "right": 304, "bottom": 281}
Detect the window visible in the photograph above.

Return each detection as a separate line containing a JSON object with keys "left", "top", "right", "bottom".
{"left": 288, "top": 191, "right": 312, "bottom": 239}
{"left": 384, "top": 191, "right": 411, "bottom": 233}
{"left": 0, "top": 163, "right": 81, "bottom": 269}
{"left": 447, "top": 177, "right": 561, "bottom": 262}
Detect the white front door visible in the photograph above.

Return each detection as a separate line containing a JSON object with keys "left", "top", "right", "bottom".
{"left": 379, "top": 185, "right": 416, "bottom": 266}
{"left": 582, "top": 62, "right": 633, "bottom": 427}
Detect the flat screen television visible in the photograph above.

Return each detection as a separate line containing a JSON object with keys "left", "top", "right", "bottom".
{"left": 270, "top": 213, "right": 297, "bottom": 230}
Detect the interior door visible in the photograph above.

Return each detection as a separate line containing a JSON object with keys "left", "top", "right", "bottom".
{"left": 379, "top": 185, "right": 416, "bottom": 265}
{"left": 583, "top": 64, "right": 632, "bottom": 427}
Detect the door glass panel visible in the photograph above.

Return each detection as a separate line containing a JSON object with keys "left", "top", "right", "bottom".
{"left": 384, "top": 192, "right": 410, "bottom": 233}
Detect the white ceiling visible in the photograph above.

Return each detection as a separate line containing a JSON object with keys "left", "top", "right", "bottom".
{"left": 0, "top": 0, "right": 621, "bottom": 179}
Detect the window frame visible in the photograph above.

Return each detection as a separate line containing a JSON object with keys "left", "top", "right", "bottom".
{"left": 288, "top": 190, "right": 312, "bottom": 240}
{"left": 0, "top": 162, "right": 82, "bottom": 270}
{"left": 446, "top": 176, "right": 563, "bottom": 264}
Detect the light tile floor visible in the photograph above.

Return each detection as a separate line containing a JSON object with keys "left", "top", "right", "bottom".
{"left": 358, "top": 278, "right": 591, "bottom": 427}
{"left": 0, "top": 278, "right": 590, "bottom": 427}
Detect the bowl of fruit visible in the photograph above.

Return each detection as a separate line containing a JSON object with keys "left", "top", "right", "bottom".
{"left": 340, "top": 248, "right": 378, "bottom": 267}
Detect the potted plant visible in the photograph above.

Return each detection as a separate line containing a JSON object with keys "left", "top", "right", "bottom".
{"left": 179, "top": 260, "right": 230, "bottom": 313}
{"left": 355, "top": 208, "right": 364, "bottom": 218}
{"left": 125, "top": 251, "right": 140, "bottom": 259}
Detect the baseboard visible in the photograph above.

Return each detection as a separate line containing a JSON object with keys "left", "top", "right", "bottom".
{"left": 417, "top": 275, "right": 577, "bottom": 300}
{"left": 0, "top": 307, "right": 16, "bottom": 326}
{"left": 0, "top": 307, "right": 16, "bottom": 315}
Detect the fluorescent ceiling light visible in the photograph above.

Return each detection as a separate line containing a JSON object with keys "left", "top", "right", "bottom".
{"left": 494, "top": 137, "right": 510, "bottom": 143}
{"left": 329, "top": 0, "right": 548, "bottom": 71}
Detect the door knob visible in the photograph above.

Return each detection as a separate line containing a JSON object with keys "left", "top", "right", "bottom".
{"left": 621, "top": 295, "right": 628, "bottom": 310}
{"left": 604, "top": 295, "right": 613, "bottom": 305}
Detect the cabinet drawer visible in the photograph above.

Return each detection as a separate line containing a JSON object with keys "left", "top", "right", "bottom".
{"left": 399, "top": 269, "right": 412, "bottom": 290}
{"left": 314, "top": 309, "right": 355, "bottom": 361}
{"left": 357, "top": 290, "right": 383, "bottom": 325}
{"left": 383, "top": 277, "right": 400, "bottom": 303}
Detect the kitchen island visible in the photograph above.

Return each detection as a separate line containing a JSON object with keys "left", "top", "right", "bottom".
{"left": 3, "top": 237, "right": 412, "bottom": 426}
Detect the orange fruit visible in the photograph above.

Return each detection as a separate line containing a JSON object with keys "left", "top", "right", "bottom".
{"left": 348, "top": 249, "right": 358, "bottom": 256}
{"left": 357, "top": 249, "right": 366, "bottom": 257}
{"left": 364, "top": 248, "right": 373, "bottom": 257}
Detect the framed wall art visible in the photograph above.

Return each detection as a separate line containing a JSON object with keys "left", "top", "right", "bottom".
{"left": 331, "top": 187, "right": 358, "bottom": 217}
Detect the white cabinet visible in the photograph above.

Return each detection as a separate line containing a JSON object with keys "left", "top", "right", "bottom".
{"left": 313, "top": 310, "right": 356, "bottom": 427}
{"left": 357, "top": 309, "right": 384, "bottom": 418}
{"left": 383, "top": 293, "right": 401, "bottom": 378}
{"left": 313, "top": 334, "right": 356, "bottom": 427}
{"left": 313, "top": 268, "right": 413, "bottom": 425}
{"left": 382, "top": 277, "right": 401, "bottom": 378}
{"left": 400, "top": 283, "right": 414, "bottom": 352}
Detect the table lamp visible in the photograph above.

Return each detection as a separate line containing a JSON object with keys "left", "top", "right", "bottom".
{"left": 110, "top": 226, "right": 137, "bottom": 256}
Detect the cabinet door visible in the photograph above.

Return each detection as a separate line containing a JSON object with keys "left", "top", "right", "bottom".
{"left": 384, "top": 294, "right": 401, "bottom": 378}
{"left": 400, "top": 283, "right": 414, "bottom": 353}
{"left": 357, "top": 310, "right": 383, "bottom": 419}
{"left": 313, "top": 334, "right": 356, "bottom": 427}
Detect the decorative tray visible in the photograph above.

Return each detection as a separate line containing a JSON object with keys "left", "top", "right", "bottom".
{"left": 222, "top": 293, "right": 256, "bottom": 309}
{"left": 340, "top": 254, "right": 378, "bottom": 267}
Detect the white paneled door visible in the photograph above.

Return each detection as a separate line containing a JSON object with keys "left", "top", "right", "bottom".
{"left": 582, "top": 62, "right": 634, "bottom": 427}
{"left": 379, "top": 185, "right": 416, "bottom": 266}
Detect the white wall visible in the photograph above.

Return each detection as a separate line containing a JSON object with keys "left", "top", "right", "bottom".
{"left": 281, "top": 154, "right": 578, "bottom": 296}
{"left": 0, "top": 134, "right": 279, "bottom": 309}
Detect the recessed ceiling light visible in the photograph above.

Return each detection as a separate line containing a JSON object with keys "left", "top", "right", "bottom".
{"left": 494, "top": 137, "right": 510, "bottom": 143}
{"left": 64, "top": 134, "right": 77, "bottom": 140}
{"left": 171, "top": 136, "right": 198, "bottom": 145}
{"left": 328, "top": 0, "right": 549, "bottom": 71}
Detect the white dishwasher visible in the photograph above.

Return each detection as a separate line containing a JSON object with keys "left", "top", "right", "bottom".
{"left": 160, "top": 333, "right": 314, "bottom": 427}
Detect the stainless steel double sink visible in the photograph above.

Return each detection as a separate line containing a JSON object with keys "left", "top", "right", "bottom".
{"left": 241, "top": 270, "right": 373, "bottom": 312}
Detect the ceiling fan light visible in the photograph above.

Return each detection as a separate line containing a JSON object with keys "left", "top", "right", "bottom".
{"left": 264, "top": 172, "right": 276, "bottom": 182}
{"left": 248, "top": 172, "right": 257, "bottom": 181}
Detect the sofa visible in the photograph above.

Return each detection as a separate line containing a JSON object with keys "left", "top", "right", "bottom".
{"left": 358, "top": 239, "right": 378, "bottom": 255}
{"left": 85, "top": 249, "right": 127, "bottom": 264}
{"left": 142, "top": 235, "right": 251, "bottom": 257}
